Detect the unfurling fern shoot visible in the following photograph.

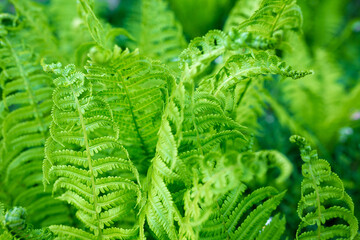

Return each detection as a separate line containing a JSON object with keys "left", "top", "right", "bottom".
{"left": 43, "top": 63, "right": 141, "bottom": 239}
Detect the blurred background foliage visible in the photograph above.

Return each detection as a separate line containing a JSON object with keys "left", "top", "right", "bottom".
{"left": 0, "top": 0, "right": 359, "bottom": 238}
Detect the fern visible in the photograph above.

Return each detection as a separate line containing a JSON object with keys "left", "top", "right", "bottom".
{"left": 0, "top": 206, "right": 54, "bottom": 240}
{"left": 138, "top": 75, "right": 186, "bottom": 239}
{"left": 290, "top": 135, "right": 359, "bottom": 240}
{"left": 232, "top": 0, "right": 303, "bottom": 49}
{"left": 194, "top": 51, "right": 312, "bottom": 132}
{"left": 85, "top": 46, "right": 175, "bottom": 168}
{"left": 9, "top": 0, "right": 60, "bottom": 59}
{"left": 235, "top": 149, "right": 293, "bottom": 187}
{"left": 199, "top": 185, "right": 286, "bottom": 240}
{"left": 224, "top": 0, "right": 262, "bottom": 33}
{"left": 43, "top": 63, "right": 141, "bottom": 239}
{"left": 0, "top": 0, "right": 359, "bottom": 239}
{"left": 0, "top": 14, "right": 70, "bottom": 227}
{"left": 125, "top": 0, "right": 186, "bottom": 70}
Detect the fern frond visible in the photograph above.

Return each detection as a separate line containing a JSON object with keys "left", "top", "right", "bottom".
{"left": 214, "top": 52, "right": 312, "bottom": 94}
{"left": 199, "top": 186, "right": 286, "bottom": 240}
{"left": 77, "top": 0, "right": 132, "bottom": 51}
{"left": 179, "top": 88, "right": 246, "bottom": 161}
{"left": 126, "top": 0, "right": 186, "bottom": 70}
{"left": 180, "top": 29, "right": 280, "bottom": 79}
{"left": 85, "top": 46, "right": 175, "bottom": 165}
{"left": 194, "top": 51, "right": 311, "bottom": 132}
{"left": 9, "top": 0, "right": 59, "bottom": 58}
{"left": 0, "top": 15, "right": 70, "bottom": 227}
{"left": 236, "top": 0, "right": 303, "bottom": 44}
{"left": 138, "top": 69, "right": 187, "bottom": 239}
{"left": 43, "top": 63, "right": 141, "bottom": 239}
{"left": 236, "top": 149, "right": 293, "bottom": 187}
{"left": 257, "top": 213, "right": 286, "bottom": 240}
{"left": 224, "top": 0, "right": 262, "bottom": 33}
{"left": 290, "top": 135, "right": 359, "bottom": 240}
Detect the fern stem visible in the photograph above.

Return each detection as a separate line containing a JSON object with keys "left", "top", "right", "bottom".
{"left": 71, "top": 86, "right": 102, "bottom": 239}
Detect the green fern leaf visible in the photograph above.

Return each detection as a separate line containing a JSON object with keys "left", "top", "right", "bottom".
{"left": 290, "top": 135, "right": 359, "bottom": 240}
{"left": 0, "top": 15, "right": 70, "bottom": 227}
{"left": 43, "top": 63, "right": 141, "bottom": 239}
{"left": 126, "top": 0, "right": 186, "bottom": 70}
{"left": 85, "top": 46, "right": 175, "bottom": 166}
{"left": 234, "top": 0, "right": 303, "bottom": 46}
{"left": 224, "top": 0, "right": 262, "bottom": 33}
{"left": 199, "top": 186, "right": 285, "bottom": 240}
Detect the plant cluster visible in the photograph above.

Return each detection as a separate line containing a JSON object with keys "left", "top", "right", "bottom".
{"left": 0, "top": 0, "right": 359, "bottom": 239}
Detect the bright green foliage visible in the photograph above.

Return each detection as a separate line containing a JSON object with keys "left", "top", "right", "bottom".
{"left": 85, "top": 47, "right": 175, "bottom": 168}
{"left": 199, "top": 186, "right": 285, "bottom": 240}
{"left": 291, "top": 135, "right": 359, "bottom": 240}
{"left": 43, "top": 63, "right": 141, "bottom": 239}
{"left": 224, "top": 0, "right": 262, "bottom": 33}
{"left": 125, "top": 0, "right": 186, "bottom": 69}
{"left": 0, "top": 205, "right": 55, "bottom": 239}
{"left": 0, "top": 13, "right": 70, "bottom": 227}
{"left": 0, "top": 0, "right": 359, "bottom": 239}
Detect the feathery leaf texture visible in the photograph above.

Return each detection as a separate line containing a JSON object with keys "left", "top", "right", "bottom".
{"left": 234, "top": 0, "right": 303, "bottom": 46}
{"left": 236, "top": 150, "right": 293, "bottom": 186}
{"left": 224, "top": 0, "right": 262, "bottom": 33}
{"left": 199, "top": 186, "right": 286, "bottom": 240}
{"left": 0, "top": 14, "right": 69, "bottom": 227}
{"left": 0, "top": 0, "right": 358, "bottom": 239}
{"left": 291, "top": 135, "right": 359, "bottom": 240}
{"left": 85, "top": 46, "right": 175, "bottom": 164}
{"left": 139, "top": 77, "right": 186, "bottom": 240}
{"left": 130, "top": 0, "right": 187, "bottom": 69}
{"left": 196, "top": 51, "right": 312, "bottom": 131}
{"left": 43, "top": 63, "right": 141, "bottom": 239}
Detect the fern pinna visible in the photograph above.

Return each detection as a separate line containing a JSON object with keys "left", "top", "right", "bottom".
{"left": 291, "top": 135, "right": 359, "bottom": 240}
{"left": 0, "top": 14, "right": 69, "bottom": 227}
{"left": 43, "top": 63, "right": 141, "bottom": 239}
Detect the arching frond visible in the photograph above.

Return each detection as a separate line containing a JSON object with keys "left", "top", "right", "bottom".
{"left": 235, "top": 149, "right": 293, "bottom": 187}
{"left": 126, "top": 0, "right": 186, "bottom": 70}
{"left": 199, "top": 186, "right": 286, "bottom": 240}
{"left": 85, "top": 46, "right": 175, "bottom": 166}
{"left": 139, "top": 77, "right": 186, "bottom": 240}
{"left": 224, "top": 0, "right": 262, "bottom": 33}
{"left": 291, "top": 135, "right": 359, "bottom": 240}
{"left": 236, "top": 0, "right": 303, "bottom": 45}
{"left": 43, "top": 63, "right": 141, "bottom": 239}
{"left": 0, "top": 14, "right": 70, "bottom": 227}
